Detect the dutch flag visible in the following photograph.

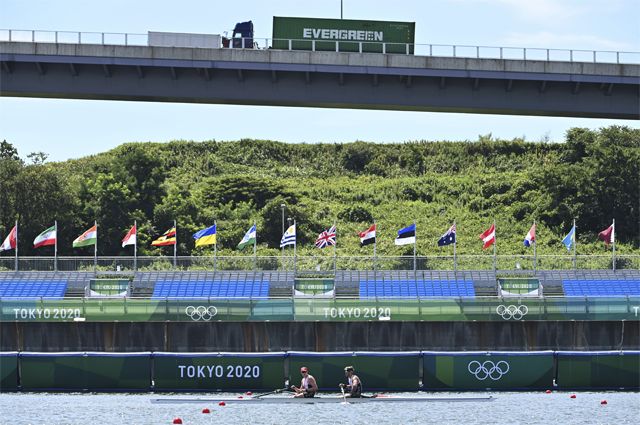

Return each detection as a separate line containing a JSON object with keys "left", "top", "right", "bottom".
{"left": 524, "top": 223, "right": 536, "bottom": 247}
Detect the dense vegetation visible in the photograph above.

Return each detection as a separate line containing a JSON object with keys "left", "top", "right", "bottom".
{"left": 0, "top": 126, "right": 638, "bottom": 259}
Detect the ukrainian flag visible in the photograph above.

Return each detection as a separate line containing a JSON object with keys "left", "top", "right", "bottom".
{"left": 193, "top": 224, "right": 217, "bottom": 247}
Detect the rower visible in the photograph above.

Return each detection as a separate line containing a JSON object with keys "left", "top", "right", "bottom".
{"left": 340, "top": 365, "right": 362, "bottom": 398}
{"left": 291, "top": 366, "right": 318, "bottom": 398}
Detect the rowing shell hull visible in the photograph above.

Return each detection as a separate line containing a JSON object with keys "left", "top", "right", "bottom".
{"left": 151, "top": 396, "right": 495, "bottom": 404}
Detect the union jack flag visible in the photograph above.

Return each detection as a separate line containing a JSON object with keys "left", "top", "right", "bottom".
{"left": 315, "top": 225, "right": 337, "bottom": 249}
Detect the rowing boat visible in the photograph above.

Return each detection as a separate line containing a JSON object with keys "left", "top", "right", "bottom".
{"left": 151, "top": 395, "right": 495, "bottom": 404}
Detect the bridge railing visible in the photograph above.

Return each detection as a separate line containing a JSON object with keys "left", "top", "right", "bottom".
{"left": 1, "top": 29, "right": 639, "bottom": 65}
{"left": 0, "top": 255, "right": 637, "bottom": 272}
{"left": 1, "top": 295, "right": 638, "bottom": 322}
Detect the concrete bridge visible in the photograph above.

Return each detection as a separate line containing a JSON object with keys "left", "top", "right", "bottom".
{"left": 1, "top": 40, "right": 639, "bottom": 119}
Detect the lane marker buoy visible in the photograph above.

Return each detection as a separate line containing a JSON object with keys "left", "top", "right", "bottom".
{"left": 570, "top": 394, "right": 576, "bottom": 399}
{"left": 601, "top": 400, "right": 608, "bottom": 405}
{"left": 218, "top": 401, "right": 226, "bottom": 406}
{"left": 172, "top": 418, "right": 183, "bottom": 424}
{"left": 202, "top": 408, "right": 211, "bottom": 414}
{"left": 545, "top": 390, "right": 552, "bottom": 394}
{"left": 246, "top": 391, "right": 253, "bottom": 396}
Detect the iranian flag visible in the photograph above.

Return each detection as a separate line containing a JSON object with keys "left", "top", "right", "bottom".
{"left": 33, "top": 225, "right": 57, "bottom": 248}
{"left": 73, "top": 224, "right": 97, "bottom": 248}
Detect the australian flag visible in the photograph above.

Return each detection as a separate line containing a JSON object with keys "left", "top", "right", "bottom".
{"left": 438, "top": 223, "right": 456, "bottom": 246}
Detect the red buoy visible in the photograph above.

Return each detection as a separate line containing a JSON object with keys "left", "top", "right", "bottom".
{"left": 238, "top": 395, "right": 243, "bottom": 399}
{"left": 601, "top": 400, "right": 608, "bottom": 405}
{"left": 218, "top": 401, "right": 226, "bottom": 406}
{"left": 545, "top": 390, "right": 552, "bottom": 394}
{"left": 570, "top": 394, "right": 576, "bottom": 399}
{"left": 172, "top": 419, "right": 183, "bottom": 424}
{"left": 246, "top": 391, "right": 253, "bottom": 396}
{"left": 202, "top": 408, "right": 211, "bottom": 414}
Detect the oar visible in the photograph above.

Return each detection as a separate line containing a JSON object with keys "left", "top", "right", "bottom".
{"left": 253, "top": 388, "right": 285, "bottom": 399}
{"left": 340, "top": 385, "right": 348, "bottom": 404}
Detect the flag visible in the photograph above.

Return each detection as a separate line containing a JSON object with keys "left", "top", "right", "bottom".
{"left": 122, "top": 224, "right": 136, "bottom": 248}
{"left": 359, "top": 224, "right": 376, "bottom": 247}
{"left": 152, "top": 226, "right": 176, "bottom": 246}
{"left": 237, "top": 224, "right": 257, "bottom": 250}
{"left": 395, "top": 223, "right": 416, "bottom": 246}
{"left": 0, "top": 225, "right": 17, "bottom": 252}
{"left": 315, "top": 225, "right": 337, "bottom": 248}
{"left": 193, "top": 224, "right": 217, "bottom": 247}
{"left": 598, "top": 223, "right": 614, "bottom": 246}
{"left": 33, "top": 225, "right": 56, "bottom": 249}
{"left": 73, "top": 224, "right": 97, "bottom": 248}
{"left": 438, "top": 223, "right": 456, "bottom": 247}
{"left": 562, "top": 225, "right": 576, "bottom": 251}
{"left": 524, "top": 223, "right": 536, "bottom": 247}
{"left": 479, "top": 223, "right": 496, "bottom": 249}
{"left": 280, "top": 223, "right": 296, "bottom": 248}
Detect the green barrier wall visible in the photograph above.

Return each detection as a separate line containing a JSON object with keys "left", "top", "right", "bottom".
{"left": 288, "top": 351, "right": 420, "bottom": 391}
{"left": 0, "top": 352, "right": 18, "bottom": 391}
{"left": 19, "top": 352, "right": 151, "bottom": 390}
{"left": 152, "top": 352, "right": 285, "bottom": 391}
{"left": 422, "top": 351, "right": 554, "bottom": 390}
{"left": 557, "top": 351, "right": 640, "bottom": 390}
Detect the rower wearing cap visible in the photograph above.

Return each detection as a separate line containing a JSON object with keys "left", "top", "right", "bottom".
{"left": 291, "top": 366, "right": 318, "bottom": 398}
{"left": 340, "top": 366, "right": 362, "bottom": 398}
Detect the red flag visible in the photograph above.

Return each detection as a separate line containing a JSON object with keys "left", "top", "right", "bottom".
{"left": 0, "top": 225, "right": 17, "bottom": 252}
{"left": 122, "top": 224, "right": 137, "bottom": 248}
{"left": 598, "top": 224, "right": 614, "bottom": 246}
{"left": 479, "top": 223, "right": 496, "bottom": 249}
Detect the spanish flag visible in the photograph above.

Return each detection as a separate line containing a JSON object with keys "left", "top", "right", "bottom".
{"left": 152, "top": 226, "right": 176, "bottom": 246}
{"left": 193, "top": 224, "right": 217, "bottom": 247}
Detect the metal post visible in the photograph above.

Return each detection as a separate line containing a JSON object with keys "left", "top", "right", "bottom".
{"left": 476, "top": 46, "right": 479, "bottom": 58}
{"left": 293, "top": 220, "right": 297, "bottom": 275}
{"left": 572, "top": 219, "right": 577, "bottom": 270}
{"left": 593, "top": 51, "right": 596, "bottom": 63}
{"left": 281, "top": 204, "right": 285, "bottom": 263}
{"left": 288, "top": 39, "right": 292, "bottom": 50}
{"left": 14, "top": 220, "right": 18, "bottom": 272}
{"left": 383, "top": 43, "right": 387, "bottom": 54}
{"left": 214, "top": 220, "right": 218, "bottom": 271}
{"left": 54, "top": 220, "right": 58, "bottom": 272}
{"left": 500, "top": 47, "right": 503, "bottom": 59}
{"left": 453, "top": 220, "right": 457, "bottom": 273}
{"left": 94, "top": 220, "right": 97, "bottom": 273}
{"left": 125, "top": 33, "right": 128, "bottom": 46}
{"left": 546, "top": 49, "right": 549, "bottom": 61}
{"left": 341, "top": 0, "right": 343, "bottom": 19}
{"left": 333, "top": 221, "right": 337, "bottom": 276}
{"left": 533, "top": 220, "right": 537, "bottom": 274}
{"left": 612, "top": 219, "right": 616, "bottom": 272}
{"left": 570, "top": 50, "right": 573, "bottom": 62}
{"left": 492, "top": 219, "right": 497, "bottom": 273}
{"left": 373, "top": 221, "right": 377, "bottom": 272}
{"left": 253, "top": 221, "right": 257, "bottom": 271}
{"left": 312, "top": 40, "right": 315, "bottom": 51}
{"left": 55, "top": 31, "right": 58, "bottom": 44}
{"left": 173, "top": 220, "right": 177, "bottom": 268}
{"left": 359, "top": 42, "right": 362, "bottom": 54}
{"left": 524, "top": 48, "right": 527, "bottom": 60}
{"left": 413, "top": 221, "right": 417, "bottom": 272}
{"left": 429, "top": 44, "right": 432, "bottom": 56}
{"left": 133, "top": 220, "right": 137, "bottom": 272}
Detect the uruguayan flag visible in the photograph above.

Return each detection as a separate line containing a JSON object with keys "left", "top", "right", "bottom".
{"left": 280, "top": 223, "right": 296, "bottom": 248}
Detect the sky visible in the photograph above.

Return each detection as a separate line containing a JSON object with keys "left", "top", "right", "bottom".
{"left": 1, "top": 0, "right": 639, "bottom": 162}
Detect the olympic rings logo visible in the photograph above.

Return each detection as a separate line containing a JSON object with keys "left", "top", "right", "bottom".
{"left": 185, "top": 306, "right": 218, "bottom": 321}
{"left": 467, "top": 360, "right": 510, "bottom": 381}
{"left": 496, "top": 304, "right": 528, "bottom": 320}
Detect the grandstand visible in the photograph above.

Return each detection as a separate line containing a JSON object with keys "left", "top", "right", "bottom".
{"left": 0, "top": 268, "right": 638, "bottom": 299}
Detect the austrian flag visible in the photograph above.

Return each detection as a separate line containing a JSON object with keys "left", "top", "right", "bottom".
{"left": 479, "top": 223, "right": 496, "bottom": 249}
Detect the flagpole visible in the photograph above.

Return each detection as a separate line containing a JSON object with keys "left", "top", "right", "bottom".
{"left": 134, "top": 220, "right": 138, "bottom": 272}
{"left": 413, "top": 220, "right": 417, "bottom": 272}
{"left": 214, "top": 220, "right": 218, "bottom": 272}
{"left": 54, "top": 220, "right": 58, "bottom": 272}
{"left": 492, "top": 219, "right": 497, "bottom": 273}
{"left": 572, "top": 219, "right": 577, "bottom": 270}
{"left": 293, "top": 220, "right": 297, "bottom": 275}
{"left": 612, "top": 219, "right": 616, "bottom": 272}
{"left": 373, "top": 221, "right": 377, "bottom": 273}
{"left": 14, "top": 220, "right": 18, "bottom": 272}
{"left": 173, "top": 220, "right": 177, "bottom": 269}
{"left": 253, "top": 221, "right": 257, "bottom": 271}
{"left": 93, "top": 220, "right": 98, "bottom": 273}
{"left": 453, "top": 220, "right": 457, "bottom": 274}
{"left": 333, "top": 220, "right": 337, "bottom": 276}
{"left": 533, "top": 220, "right": 537, "bottom": 274}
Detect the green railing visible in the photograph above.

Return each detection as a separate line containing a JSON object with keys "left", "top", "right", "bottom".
{"left": 2, "top": 296, "right": 638, "bottom": 322}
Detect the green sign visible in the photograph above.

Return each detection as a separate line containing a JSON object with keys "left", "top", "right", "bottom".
{"left": 89, "top": 279, "right": 129, "bottom": 297}
{"left": 498, "top": 278, "right": 540, "bottom": 296}
{"left": 294, "top": 278, "right": 335, "bottom": 297}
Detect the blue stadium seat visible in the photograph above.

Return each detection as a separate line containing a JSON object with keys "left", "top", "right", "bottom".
{"left": 152, "top": 279, "right": 269, "bottom": 299}
{"left": 561, "top": 279, "right": 639, "bottom": 296}
{"left": 359, "top": 279, "right": 475, "bottom": 298}
{"left": 0, "top": 280, "right": 67, "bottom": 299}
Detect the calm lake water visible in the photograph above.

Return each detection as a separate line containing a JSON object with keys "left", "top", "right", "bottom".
{"left": 1, "top": 392, "right": 639, "bottom": 425}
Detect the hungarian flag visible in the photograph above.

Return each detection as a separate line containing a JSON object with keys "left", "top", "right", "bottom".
{"left": 359, "top": 224, "right": 376, "bottom": 247}
{"left": 33, "top": 225, "right": 56, "bottom": 248}
{"left": 0, "top": 225, "right": 17, "bottom": 252}
{"left": 73, "top": 224, "right": 97, "bottom": 248}
{"left": 479, "top": 223, "right": 496, "bottom": 249}
{"left": 152, "top": 226, "right": 176, "bottom": 246}
{"left": 122, "top": 224, "right": 137, "bottom": 248}
{"left": 598, "top": 223, "right": 614, "bottom": 246}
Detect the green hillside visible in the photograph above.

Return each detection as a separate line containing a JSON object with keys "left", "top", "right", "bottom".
{"left": 0, "top": 126, "right": 638, "bottom": 260}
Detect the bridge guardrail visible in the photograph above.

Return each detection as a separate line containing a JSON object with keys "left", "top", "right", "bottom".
{"left": 2, "top": 296, "right": 638, "bottom": 322}
{"left": 1, "top": 29, "right": 638, "bottom": 65}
